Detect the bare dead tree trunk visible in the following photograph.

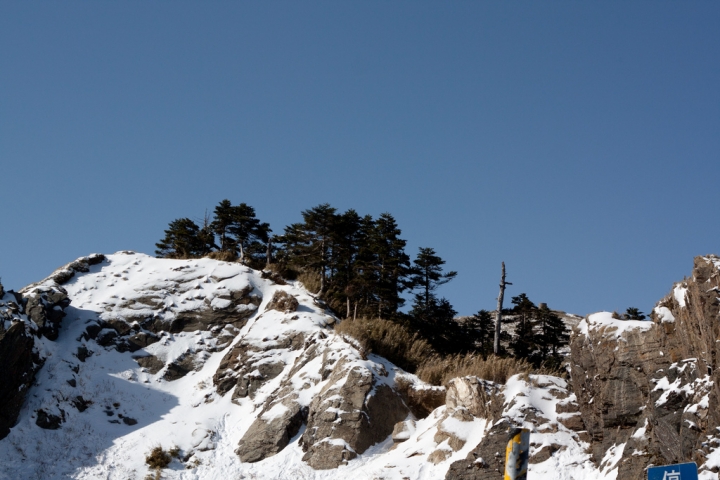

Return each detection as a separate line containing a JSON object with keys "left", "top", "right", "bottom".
{"left": 353, "top": 302, "right": 357, "bottom": 321}
{"left": 494, "top": 262, "right": 512, "bottom": 355}
{"left": 266, "top": 241, "right": 272, "bottom": 268}
{"left": 346, "top": 297, "right": 351, "bottom": 319}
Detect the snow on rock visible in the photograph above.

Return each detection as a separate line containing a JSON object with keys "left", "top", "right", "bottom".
{"left": 577, "top": 311, "right": 653, "bottom": 340}
{"left": 674, "top": 285, "right": 688, "bottom": 308}
{"left": 654, "top": 305, "right": 676, "bottom": 323}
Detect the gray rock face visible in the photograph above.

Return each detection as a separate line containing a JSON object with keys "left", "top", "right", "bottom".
{"left": 300, "top": 355, "right": 408, "bottom": 469}
{"left": 214, "top": 330, "right": 304, "bottom": 400}
{"left": 569, "top": 255, "right": 720, "bottom": 478}
{"left": 162, "top": 284, "right": 261, "bottom": 332}
{"left": 236, "top": 396, "right": 306, "bottom": 463}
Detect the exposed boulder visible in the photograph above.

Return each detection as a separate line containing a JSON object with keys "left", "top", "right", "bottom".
{"left": 265, "top": 290, "right": 299, "bottom": 313}
{"left": 134, "top": 354, "right": 165, "bottom": 374}
{"left": 163, "top": 352, "right": 200, "bottom": 381}
{"left": 396, "top": 377, "right": 446, "bottom": 418}
{"left": 36, "top": 409, "right": 63, "bottom": 430}
{"left": 446, "top": 376, "right": 502, "bottom": 419}
{"left": 236, "top": 396, "right": 306, "bottom": 462}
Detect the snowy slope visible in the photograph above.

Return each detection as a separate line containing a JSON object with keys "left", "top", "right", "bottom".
{"left": 0, "top": 252, "right": 617, "bottom": 480}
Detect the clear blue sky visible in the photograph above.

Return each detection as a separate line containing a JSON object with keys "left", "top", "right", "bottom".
{"left": 1, "top": 2, "right": 718, "bottom": 317}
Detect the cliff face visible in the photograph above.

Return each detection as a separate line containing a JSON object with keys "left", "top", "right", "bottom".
{"left": 570, "top": 255, "right": 720, "bottom": 478}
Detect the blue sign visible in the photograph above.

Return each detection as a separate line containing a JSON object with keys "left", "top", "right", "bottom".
{"left": 647, "top": 462, "right": 698, "bottom": 480}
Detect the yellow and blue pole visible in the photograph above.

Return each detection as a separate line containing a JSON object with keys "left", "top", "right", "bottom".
{"left": 504, "top": 428, "right": 530, "bottom": 480}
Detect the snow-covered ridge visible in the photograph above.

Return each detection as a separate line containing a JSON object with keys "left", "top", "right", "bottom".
{"left": 0, "top": 252, "right": 506, "bottom": 479}
{"left": 7, "top": 251, "right": 711, "bottom": 480}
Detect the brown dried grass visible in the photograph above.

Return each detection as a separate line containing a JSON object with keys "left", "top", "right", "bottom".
{"left": 145, "top": 446, "right": 171, "bottom": 470}
{"left": 206, "top": 250, "right": 237, "bottom": 262}
{"left": 334, "top": 317, "right": 435, "bottom": 373}
{"left": 296, "top": 270, "right": 321, "bottom": 295}
{"left": 415, "top": 354, "right": 535, "bottom": 386}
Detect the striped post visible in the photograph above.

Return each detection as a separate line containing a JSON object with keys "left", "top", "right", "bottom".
{"left": 504, "top": 428, "right": 530, "bottom": 480}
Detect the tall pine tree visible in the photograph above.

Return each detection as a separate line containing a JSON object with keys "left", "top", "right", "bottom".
{"left": 372, "top": 213, "right": 411, "bottom": 318}
{"left": 508, "top": 293, "right": 538, "bottom": 360}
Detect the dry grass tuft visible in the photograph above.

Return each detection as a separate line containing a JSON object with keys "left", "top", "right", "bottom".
{"left": 206, "top": 250, "right": 238, "bottom": 262}
{"left": 335, "top": 317, "right": 435, "bottom": 373}
{"left": 337, "top": 317, "right": 561, "bottom": 387}
{"left": 145, "top": 446, "right": 172, "bottom": 470}
{"left": 415, "top": 354, "right": 536, "bottom": 386}
{"left": 296, "top": 270, "right": 321, "bottom": 295}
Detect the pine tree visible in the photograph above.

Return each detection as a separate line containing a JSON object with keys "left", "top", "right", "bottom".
{"left": 155, "top": 218, "right": 205, "bottom": 259}
{"left": 211, "top": 199, "right": 236, "bottom": 252}
{"left": 371, "top": 213, "right": 411, "bottom": 318}
{"left": 467, "top": 309, "right": 494, "bottom": 355}
{"left": 226, "top": 203, "right": 271, "bottom": 265}
{"left": 330, "top": 209, "right": 363, "bottom": 318}
{"left": 624, "top": 307, "right": 646, "bottom": 320}
{"left": 277, "top": 204, "right": 338, "bottom": 295}
{"left": 408, "top": 247, "right": 457, "bottom": 313}
{"left": 508, "top": 293, "right": 538, "bottom": 360}
{"left": 535, "top": 304, "right": 565, "bottom": 359}
{"left": 408, "top": 247, "right": 458, "bottom": 351}
{"left": 541, "top": 306, "right": 569, "bottom": 357}
{"left": 350, "top": 214, "right": 381, "bottom": 319}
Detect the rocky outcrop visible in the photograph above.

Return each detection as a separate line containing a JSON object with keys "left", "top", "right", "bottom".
{"left": 214, "top": 328, "right": 305, "bottom": 400}
{"left": 0, "top": 284, "right": 70, "bottom": 440}
{"left": 300, "top": 356, "right": 408, "bottom": 469}
{"left": 19, "top": 254, "right": 105, "bottom": 292}
{"left": 22, "top": 286, "right": 70, "bottom": 340}
{"left": 227, "top": 324, "right": 410, "bottom": 469}
{"left": 0, "top": 319, "right": 38, "bottom": 439}
{"left": 396, "top": 376, "right": 447, "bottom": 418}
{"left": 569, "top": 255, "right": 720, "bottom": 478}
